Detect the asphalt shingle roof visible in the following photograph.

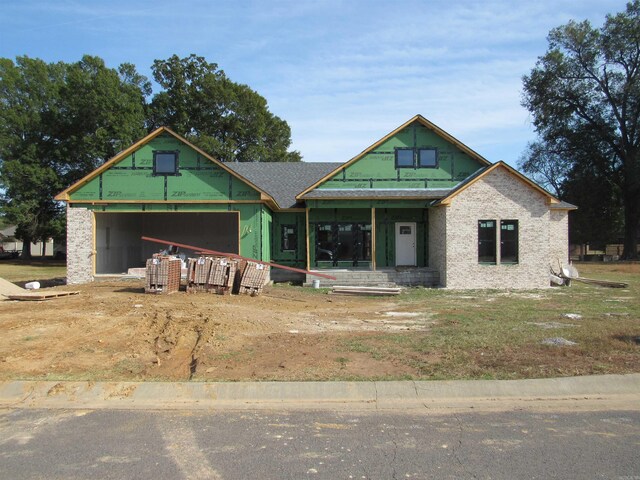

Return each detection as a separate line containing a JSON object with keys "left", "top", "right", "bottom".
{"left": 226, "top": 162, "right": 342, "bottom": 209}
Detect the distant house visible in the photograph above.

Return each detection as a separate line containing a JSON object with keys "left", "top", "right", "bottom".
{"left": 55, "top": 115, "right": 575, "bottom": 288}
{"left": 0, "top": 226, "right": 54, "bottom": 257}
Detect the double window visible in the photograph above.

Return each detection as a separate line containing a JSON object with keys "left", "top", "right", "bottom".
{"left": 478, "top": 220, "right": 519, "bottom": 264}
{"left": 395, "top": 148, "right": 438, "bottom": 169}
{"left": 153, "top": 150, "right": 180, "bottom": 175}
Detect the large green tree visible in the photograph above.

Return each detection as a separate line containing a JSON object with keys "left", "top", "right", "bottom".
{"left": 522, "top": 1, "right": 640, "bottom": 259}
{"left": 0, "top": 55, "right": 148, "bottom": 257}
{"left": 148, "top": 54, "right": 301, "bottom": 163}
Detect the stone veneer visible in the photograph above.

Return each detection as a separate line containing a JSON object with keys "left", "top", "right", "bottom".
{"left": 66, "top": 206, "right": 94, "bottom": 284}
{"left": 430, "top": 166, "right": 553, "bottom": 289}
{"left": 549, "top": 209, "right": 570, "bottom": 269}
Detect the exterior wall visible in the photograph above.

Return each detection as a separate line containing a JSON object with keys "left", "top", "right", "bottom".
{"left": 549, "top": 210, "right": 570, "bottom": 267}
{"left": 271, "top": 211, "right": 307, "bottom": 267}
{"left": 316, "top": 122, "right": 484, "bottom": 190}
{"left": 67, "top": 206, "right": 95, "bottom": 284}
{"left": 442, "top": 167, "right": 551, "bottom": 289}
{"left": 428, "top": 206, "right": 447, "bottom": 286}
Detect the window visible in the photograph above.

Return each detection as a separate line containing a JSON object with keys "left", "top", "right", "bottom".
{"left": 153, "top": 151, "right": 179, "bottom": 175}
{"left": 478, "top": 220, "right": 497, "bottom": 263}
{"left": 395, "top": 148, "right": 414, "bottom": 168}
{"left": 500, "top": 220, "right": 519, "bottom": 263}
{"left": 315, "top": 223, "right": 371, "bottom": 266}
{"left": 282, "top": 225, "right": 297, "bottom": 252}
{"left": 418, "top": 148, "right": 437, "bottom": 168}
{"left": 395, "top": 147, "right": 438, "bottom": 168}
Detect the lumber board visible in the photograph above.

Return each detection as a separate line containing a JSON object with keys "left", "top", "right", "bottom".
{"left": 7, "top": 291, "right": 80, "bottom": 301}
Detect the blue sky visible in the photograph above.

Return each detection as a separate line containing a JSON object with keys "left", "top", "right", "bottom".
{"left": 0, "top": 0, "right": 628, "bottom": 166}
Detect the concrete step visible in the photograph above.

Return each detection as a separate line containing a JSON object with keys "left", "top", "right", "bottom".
{"left": 303, "top": 269, "right": 440, "bottom": 288}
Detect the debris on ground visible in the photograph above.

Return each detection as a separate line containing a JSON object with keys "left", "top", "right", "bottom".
{"left": 331, "top": 286, "right": 401, "bottom": 296}
{"left": 1, "top": 276, "right": 79, "bottom": 302}
{"left": 559, "top": 263, "right": 628, "bottom": 288}
{"left": 527, "top": 322, "right": 579, "bottom": 329}
{"left": 562, "top": 313, "right": 583, "bottom": 320}
{"left": 541, "top": 337, "right": 578, "bottom": 346}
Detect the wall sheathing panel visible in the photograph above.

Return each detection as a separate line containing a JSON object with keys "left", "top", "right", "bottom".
{"left": 271, "top": 211, "right": 307, "bottom": 267}
{"left": 316, "top": 123, "right": 483, "bottom": 191}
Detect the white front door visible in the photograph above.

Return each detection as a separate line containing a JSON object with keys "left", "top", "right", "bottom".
{"left": 395, "top": 222, "right": 416, "bottom": 266}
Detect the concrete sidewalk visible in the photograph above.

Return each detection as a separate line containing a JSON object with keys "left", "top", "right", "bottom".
{"left": 1, "top": 374, "right": 639, "bottom": 412}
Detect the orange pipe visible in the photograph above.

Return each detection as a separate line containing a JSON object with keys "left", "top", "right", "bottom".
{"left": 141, "top": 236, "right": 337, "bottom": 281}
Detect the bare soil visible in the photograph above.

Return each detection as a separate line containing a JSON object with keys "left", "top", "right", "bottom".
{"left": 0, "top": 281, "right": 433, "bottom": 381}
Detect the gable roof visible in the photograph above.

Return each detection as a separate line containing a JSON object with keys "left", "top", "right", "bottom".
{"left": 226, "top": 162, "right": 342, "bottom": 209}
{"left": 296, "top": 114, "right": 492, "bottom": 200}
{"left": 432, "top": 161, "right": 564, "bottom": 206}
{"left": 54, "top": 127, "right": 278, "bottom": 207}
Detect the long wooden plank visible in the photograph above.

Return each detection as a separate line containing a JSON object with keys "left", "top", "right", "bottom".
{"left": 7, "top": 291, "right": 80, "bottom": 301}
{"left": 141, "top": 236, "right": 337, "bottom": 281}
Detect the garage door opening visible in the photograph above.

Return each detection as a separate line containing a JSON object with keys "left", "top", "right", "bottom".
{"left": 94, "top": 212, "right": 239, "bottom": 274}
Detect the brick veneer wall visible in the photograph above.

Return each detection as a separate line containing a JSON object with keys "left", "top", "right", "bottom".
{"left": 549, "top": 209, "right": 570, "bottom": 268}
{"left": 438, "top": 167, "right": 551, "bottom": 289}
{"left": 428, "top": 206, "right": 447, "bottom": 286}
{"left": 66, "top": 206, "right": 94, "bottom": 284}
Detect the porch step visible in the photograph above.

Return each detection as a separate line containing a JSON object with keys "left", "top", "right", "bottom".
{"left": 303, "top": 269, "right": 439, "bottom": 288}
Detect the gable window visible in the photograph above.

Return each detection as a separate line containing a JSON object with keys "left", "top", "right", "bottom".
{"left": 395, "top": 148, "right": 414, "bottom": 168}
{"left": 418, "top": 148, "right": 437, "bottom": 168}
{"left": 395, "top": 147, "right": 438, "bottom": 168}
{"left": 500, "top": 220, "right": 519, "bottom": 263}
{"left": 478, "top": 220, "right": 496, "bottom": 263}
{"left": 153, "top": 150, "right": 179, "bottom": 175}
{"left": 282, "top": 225, "right": 297, "bottom": 252}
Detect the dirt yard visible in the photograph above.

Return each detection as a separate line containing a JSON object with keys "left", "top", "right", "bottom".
{"left": 1, "top": 263, "right": 639, "bottom": 382}
{"left": 0, "top": 281, "right": 437, "bottom": 381}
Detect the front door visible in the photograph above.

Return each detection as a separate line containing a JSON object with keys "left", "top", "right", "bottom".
{"left": 395, "top": 222, "right": 416, "bottom": 266}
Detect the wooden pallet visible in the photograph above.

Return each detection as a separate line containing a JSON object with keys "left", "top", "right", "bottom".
{"left": 7, "top": 291, "right": 80, "bottom": 301}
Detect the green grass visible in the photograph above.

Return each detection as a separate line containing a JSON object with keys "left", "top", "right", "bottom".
{"left": 330, "top": 262, "right": 640, "bottom": 380}
{"left": 0, "top": 259, "right": 66, "bottom": 283}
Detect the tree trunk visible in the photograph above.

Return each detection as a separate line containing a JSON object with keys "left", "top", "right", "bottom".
{"left": 621, "top": 194, "right": 639, "bottom": 260}
{"left": 20, "top": 237, "right": 32, "bottom": 260}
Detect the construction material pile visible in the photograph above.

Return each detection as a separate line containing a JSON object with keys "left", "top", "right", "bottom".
{"left": 145, "top": 255, "right": 182, "bottom": 294}
{"left": 186, "top": 256, "right": 238, "bottom": 295}
{"left": 236, "top": 260, "right": 271, "bottom": 296}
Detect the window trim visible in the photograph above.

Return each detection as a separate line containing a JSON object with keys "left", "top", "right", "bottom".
{"left": 153, "top": 150, "right": 180, "bottom": 176}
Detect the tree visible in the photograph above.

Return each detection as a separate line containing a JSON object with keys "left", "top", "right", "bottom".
{"left": 522, "top": 1, "right": 640, "bottom": 259}
{"left": 0, "top": 56, "right": 148, "bottom": 258}
{"left": 148, "top": 55, "right": 301, "bottom": 163}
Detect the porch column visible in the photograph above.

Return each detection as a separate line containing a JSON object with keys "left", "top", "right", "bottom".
{"left": 305, "top": 207, "right": 310, "bottom": 271}
{"left": 371, "top": 207, "right": 376, "bottom": 271}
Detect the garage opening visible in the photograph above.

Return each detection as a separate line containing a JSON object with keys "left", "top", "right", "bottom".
{"left": 94, "top": 212, "right": 239, "bottom": 274}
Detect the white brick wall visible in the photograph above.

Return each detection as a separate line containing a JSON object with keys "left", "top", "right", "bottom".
{"left": 435, "top": 167, "right": 551, "bottom": 289}
{"left": 549, "top": 209, "right": 569, "bottom": 269}
{"left": 66, "top": 206, "right": 94, "bottom": 284}
{"left": 428, "top": 206, "right": 447, "bottom": 286}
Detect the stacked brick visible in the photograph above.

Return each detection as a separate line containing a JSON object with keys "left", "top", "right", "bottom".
{"left": 186, "top": 256, "right": 238, "bottom": 294}
{"left": 145, "top": 255, "right": 182, "bottom": 294}
{"left": 237, "top": 261, "right": 270, "bottom": 295}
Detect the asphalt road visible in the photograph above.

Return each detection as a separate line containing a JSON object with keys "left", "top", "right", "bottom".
{"left": 1, "top": 408, "right": 639, "bottom": 479}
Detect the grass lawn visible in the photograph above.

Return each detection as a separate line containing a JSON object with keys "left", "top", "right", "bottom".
{"left": 0, "top": 259, "right": 66, "bottom": 284}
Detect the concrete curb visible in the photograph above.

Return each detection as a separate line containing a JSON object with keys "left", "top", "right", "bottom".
{"left": 1, "top": 374, "right": 639, "bottom": 412}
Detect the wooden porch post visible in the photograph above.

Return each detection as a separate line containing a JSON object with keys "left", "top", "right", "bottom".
{"left": 305, "top": 207, "right": 311, "bottom": 271}
{"left": 371, "top": 207, "right": 376, "bottom": 271}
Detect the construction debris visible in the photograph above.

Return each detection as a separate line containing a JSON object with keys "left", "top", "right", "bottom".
{"left": 553, "top": 263, "right": 629, "bottom": 289}
{"left": 331, "top": 285, "right": 402, "bottom": 296}
{"left": 145, "top": 255, "right": 182, "bottom": 294}
{"left": 6, "top": 291, "right": 80, "bottom": 301}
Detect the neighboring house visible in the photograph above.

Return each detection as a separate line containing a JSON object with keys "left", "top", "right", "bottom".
{"left": 55, "top": 115, "right": 575, "bottom": 288}
{"left": 0, "top": 226, "right": 55, "bottom": 257}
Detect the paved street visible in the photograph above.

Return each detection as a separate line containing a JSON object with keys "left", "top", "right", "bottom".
{"left": 1, "top": 407, "right": 639, "bottom": 479}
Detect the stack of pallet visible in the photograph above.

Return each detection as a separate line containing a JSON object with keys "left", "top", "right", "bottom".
{"left": 145, "top": 255, "right": 182, "bottom": 294}
{"left": 207, "top": 257, "right": 238, "bottom": 294}
{"left": 186, "top": 256, "right": 239, "bottom": 294}
{"left": 186, "top": 257, "right": 213, "bottom": 293}
{"left": 236, "top": 260, "right": 270, "bottom": 296}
